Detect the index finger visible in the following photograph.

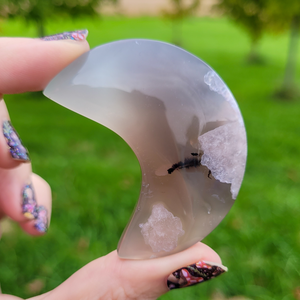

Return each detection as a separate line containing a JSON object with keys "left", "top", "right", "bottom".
{"left": 0, "top": 30, "right": 90, "bottom": 96}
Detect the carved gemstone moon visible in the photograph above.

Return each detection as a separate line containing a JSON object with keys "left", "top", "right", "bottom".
{"left": 44, "top": 39, "right": 247, "bottom": 259}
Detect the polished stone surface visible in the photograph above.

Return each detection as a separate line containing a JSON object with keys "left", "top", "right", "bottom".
{"left": 44, "top": 39, "right": 247, "bottom": 259}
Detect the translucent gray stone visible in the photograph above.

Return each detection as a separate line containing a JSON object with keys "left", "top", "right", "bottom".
{"left": 44, "top": 39, "right": 247, "bottom": 260}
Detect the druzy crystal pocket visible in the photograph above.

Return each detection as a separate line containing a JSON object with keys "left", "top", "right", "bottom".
{"left": 44, "top": 39, "right": 247, "bottom": 259}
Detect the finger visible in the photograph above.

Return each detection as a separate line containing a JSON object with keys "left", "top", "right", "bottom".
{"left": 156, "top": 242, "right": 224, "bottom": 277}
{"left": 0, "top": 100, "right": 30, "bottom": 169}
{"left": 0, "top": 295, "right": 24, "bottom": 300}
{"left": 159, "top": 242, "right": 227, "bottom": 291}
{"left": 0, "top": 31, "right": 89, "bottom": 96}
{"left": 116, "top": 242, "right": 227, "bottom": 295}
{"left": 39, "top": 243, "right": 226, "bottom": 300}
{"left": 0, "top": 163, "right": 32, "bottom": 222}
{"left": 0, "top": 164, "right": 51, "bottom": 235}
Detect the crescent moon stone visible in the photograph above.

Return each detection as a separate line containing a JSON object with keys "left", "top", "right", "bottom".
{"left": 44, "top": 39, "right": 247, "bottom": 259}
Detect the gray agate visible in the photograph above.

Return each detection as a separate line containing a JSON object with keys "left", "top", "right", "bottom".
{"left": 44, "top": 39, "right": 247, "bottom": 259}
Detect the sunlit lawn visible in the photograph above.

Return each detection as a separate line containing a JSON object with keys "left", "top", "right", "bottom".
{"left": 0, "top": 16, "right": 300, "bottom": 300}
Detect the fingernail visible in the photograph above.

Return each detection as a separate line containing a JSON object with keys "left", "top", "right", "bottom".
{"left": 40, "top": 29, "right": 88, "bottom": 41}
{"left": 167, "top": 260, "right": 228, "bottom": 290}
{"left": 3, "top": 120, "right": 30, "bottom": 162}
{"left": 34, "top": 206, "right": 48, "bottom": 233}
{"left": 22, "top": 184, "right": 38, "bottom": 220}
{"left": 22, "top": 184, "right": 49, "bottom": 233}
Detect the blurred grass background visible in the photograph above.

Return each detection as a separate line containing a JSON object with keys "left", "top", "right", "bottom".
{"left": 0, "top": 12, "right": 300, "bottom": 300}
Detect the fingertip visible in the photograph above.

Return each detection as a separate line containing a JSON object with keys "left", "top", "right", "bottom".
{"left": 190, "top": 242, "right": 223, "bottom": 265}
{"left": 0, "top": 163, "right": 32, "bottom": 222}
{"left": 158, "top": 242, "right": 223, "bottom": 275}
{"left": 0, "top": 36, "right": 90, "bottom": 94}
{"left": 1, "top": 295, "right": 25, "bottom": 300}
{"left": 162, "top": 243, "right": 226, "bottom": 291}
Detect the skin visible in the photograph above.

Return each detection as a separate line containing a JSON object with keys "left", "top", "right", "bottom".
{"left": 0, "top": 37, "right": 222, "bottom": 300}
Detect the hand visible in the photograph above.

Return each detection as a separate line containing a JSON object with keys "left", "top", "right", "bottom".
{"left": 0, "top": 31, "right": 90, "bottom": 236}
{"left": 0, "top": 32, "right": 227, "bottom": 300}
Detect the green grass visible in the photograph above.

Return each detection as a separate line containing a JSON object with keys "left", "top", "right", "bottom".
{"left": 0, "top": 16, "right": 300, "bottom": 300}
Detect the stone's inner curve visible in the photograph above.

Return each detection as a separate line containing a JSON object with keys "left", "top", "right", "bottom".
{"left": 43, "top": 39, "right": 247, "bottom": 260}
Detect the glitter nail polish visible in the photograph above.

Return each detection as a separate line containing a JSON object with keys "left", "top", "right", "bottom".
{"left": 22, "top": 184, "right": 49, "bottom": 233}
{"left": 167, "top": 261, "right": 228, "bottom": 290}
{"left": 22, "top": 184, "right": 38, "bottom": 219}
{"left": 40, "top": 29, "right": 88, "bottom": 41}
{"left": 3, "top": 120, "right": 30, "bottom": 162}
{"left": 34, "top": 206, "right": 48, "bottom": 233}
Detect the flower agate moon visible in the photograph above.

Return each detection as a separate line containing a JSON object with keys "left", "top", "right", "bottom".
{"left": 44, "top": 39, "right": 247, "bottom": 259}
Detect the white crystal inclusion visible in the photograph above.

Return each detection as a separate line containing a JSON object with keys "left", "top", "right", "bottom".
{"left": 198, "top": 122, "right": 247, "bottom": 199}
{"left": 139, "top": 204, "right": 185, "bottom": 253}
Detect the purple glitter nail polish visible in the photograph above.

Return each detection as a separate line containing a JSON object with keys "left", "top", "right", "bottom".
{"left": 22, "top": 184, "right": 38, "bottom": 219}
{"left": 40, "top": 30, "right": 88, "bottom": 41}
{"left": 3, "top": 120, "right": 30, "bottom": 162}
{"left": 34, "top": 206, "right": 48, "bottom": 233}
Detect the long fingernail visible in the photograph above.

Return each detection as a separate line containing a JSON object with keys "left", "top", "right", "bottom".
{"left": 22, "top": 184, "right": 38, "bottom": 219}
{"left": 40, "top": 29, "right": 88, "bottom": 41}
{"left": 22, "top": 184, "right": 49, "bottom": 233}
{"left": 34, "top": 206, "right": 48, "bottom": 233}
{"left": 167, "top": 260, "right": 228, "bottom": 290}
{"left": 3, "top": 120, "right": 30, "bottom": 162}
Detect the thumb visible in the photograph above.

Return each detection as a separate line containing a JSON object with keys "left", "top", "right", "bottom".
{"left": 0, "top": 30, "right": 89, "bottom": 96}
{"left": 32, "top": 243, "right": 227, "bottom": 300}
{"left": 116, "top": 242, "right": 227, "bottom": 294}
